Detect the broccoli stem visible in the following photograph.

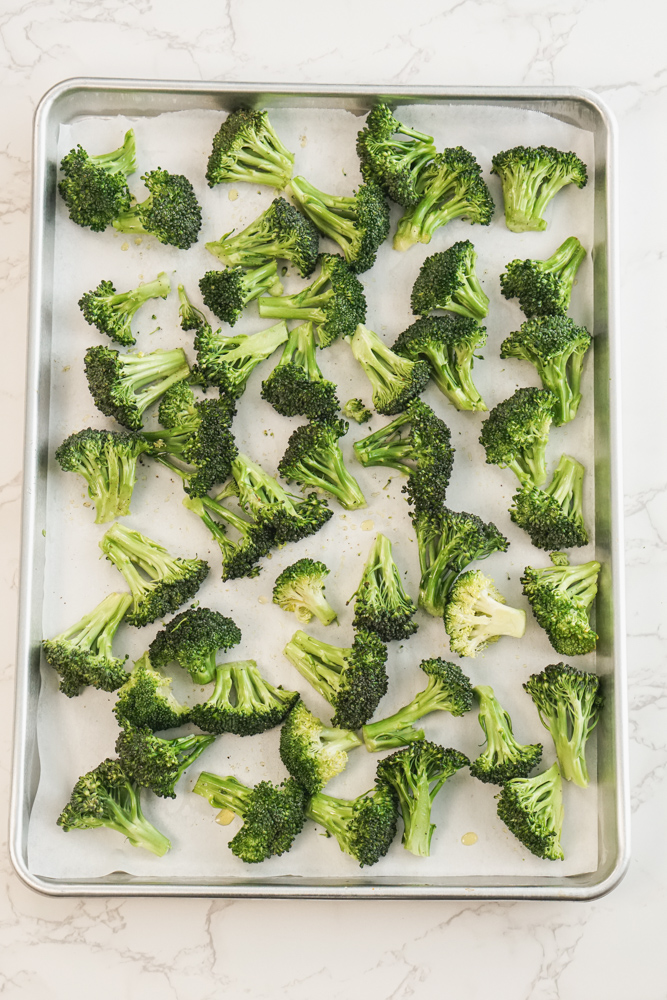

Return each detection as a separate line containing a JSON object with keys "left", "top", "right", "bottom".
{"left": 284, "top": 632, "right": 345, "bottom": 703}
{"left": 105, "top": 785, "right": 171, "bottom": 856}
{"left": 102, "top": 273, "right": 171, "bottom": 318}
{"left": 543, "top": 560, "right": 600, "bottom": 606}
{"left": 89, "top": 130, "right": 137, "bottom": 176}
{"left": 362, "top": 701, "right": 426, "bottom": 752}
{"left": 258, "top": 269, "right": 333, "bottom": 323}
{"left": 275, "top": 322, "right": 322, "bottom": 379}
{"left": 305, "top": 791, "right": 356, "bottom": 850}
{"left": 306, "top": 590, "right": 338, "bottom": 626}
{"left": 242, "top": 260, "right": 284, "bottom": 300}
{"left": 502, "top": 162, "right": 553, "bottom": 231}
{"left": 54, "top": 592, "right": 132, "bottom": 659}
{"left": 104, "top": 522, "right": 185, "bottom": 585}
{"left": 545, "top": 707, "right": 591, "bottom": 787}
{"left": 288, "top": 177, "right": 357, "bottom": 255}
{"left": 540, "top": 349, "right": 585, "bottom": 426}
{"left": 298, "top": 448, "right": 366, "bottom": 510}
{"left": 394, "top": 170, "right": 455, "bottom": 250}
{"left": 193, "top": 771, "right": 251, "bottom": 817}
{"left": 353, "top": 412, "right": 413, "bottom": 472}
{"left": 120, "top": 350, "right": 191, "bottom": 414}
{"left": 221, "top": 148, "right": 292, "bottom": 189}
{"left": 544, "top": 236, "right": 587, "bottom": 287}
{"left": 546, "top": 455, "right": 585, "bottom": 522}
{"left": 417, "top": 534, "right": 460, "bottom": 618}
{"left": 467, "top": 591, "right": 527, "bottom": 642}
{"left": 400, "top": 772, "right": 436, "bottom": 857}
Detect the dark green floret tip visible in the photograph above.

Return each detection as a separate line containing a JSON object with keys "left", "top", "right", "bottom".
{"left": 280, "top": 700, "right": 362, "bottom": 794}
{"left": 496, "top": 762, "right": 564, "bottom": 860}
{"left": 411, "top": 241, "right": 489, "bottom": 320}
{"left": 206, "top": 108, "right": 295, "bottom": 190}
{"left": 149, "top": 606, "right": 242, "bottom": 685}
{"left": 306, "top": 784, "right": 398, "bottom": 866}
{"left": 112, "top": 167, "right": 202, "bottom": 249}
{"left": 261, "top": 321, "right": 340, "bottom": 419}
{"left": 199, "top": 261, "right": 283, "bottom": 326}
{"left": 114, "top": 651, "right": 189, "bottom": 732}
{"left": 58, "top": 129, "right": 136, "bottom": 231}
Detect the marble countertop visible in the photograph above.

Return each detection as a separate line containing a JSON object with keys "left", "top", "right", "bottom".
{"left": 1, "top": 2, "right": 663, "bottom": 996}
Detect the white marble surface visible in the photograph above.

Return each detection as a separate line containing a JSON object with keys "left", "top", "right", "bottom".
{"left": 0, "top": 1, "right": 664, "bottom": 996}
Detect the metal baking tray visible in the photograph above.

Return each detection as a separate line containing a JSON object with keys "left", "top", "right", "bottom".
{"left": 11, "top": 79, "right": 628, "bottom": 899}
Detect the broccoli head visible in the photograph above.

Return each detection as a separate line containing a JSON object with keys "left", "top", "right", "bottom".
{"left": 192, "top": 320, "right": 288, "bottom": 397}
{"left": 356, "top": 103, "right": 436, "bottom": 208}
{"left": 496, "top": 761, "right": 564, "bottom": 860}
{"left": 206, "top": 197, "right": 319, "bottom": 277}
{"left": 190, "top": 660, "right": 299, "bottom": 737}
{"left": 342, "top": 398, "right": 372, "bottom": 424}
{"left": 278, "top": 418, "right": 367, "bottom": 511}
{"left": 182, "top": 493, "right": 274, "bottom": 581}
{"left": 444, "top": 570, "right": 526, "bottom": 659}
{"left": 349, "top": 533, "right": 417, "bottom": 642}
{"left": 112, "top": 167, "right": 202, "bottom": 249}
{"left": 149, "top": 606, "right": 242, "bottom": 685}
{"left": 273, "top": 558, "right": 337, "bottom": 626}
{"left": 78, "top": 271, "right": 171, "bottom": 346}
{"left": 279, "top": 700, "right": 362, "bottom": 794}
{"left": 260, "top": 320, "right": 340, "bottom": 420}
{"left": 306, "top": 784, "right": 398, "bottom": 867}
{"left": 206, "top": 107, "right": 295, "bottom": 189}
{"left": 347, "top": 324, "right": 430, "bottom": 416}
{"left": 114, "top": 651, "right": 190, "bottom": 732}
{"left": 521, "top": 560, "right": 600, "bottom": 656}
{"left": 479, "top": 387, "right": 557, "bottom": 487}
{"left": 116, "top": 723, "right": 216, "bottom": 799}
{"left": 84, "top": 344, "right": 191, "bottom": 430}
{"left": 199, "top": 261, "right": 284, "bottom": 326}
{"left": 411, "top": 241, "right": 489, "bottom": 320}
{"left": 469, "top": 685, "right": 543, "bottom": 784}
{"left": 491, "top": 145, "right": 587, "bottom": 233}
{"left": 58, "top": 129, "right": 136, "bottom": 231}
{"left": 177, "top": 283, "right": 209, "bottom": 332}
{"left": 510, "top": 454, "right": 589, "bottom": 550}
{"left": 500, "top": 236, "right": 587, "bottom": 317}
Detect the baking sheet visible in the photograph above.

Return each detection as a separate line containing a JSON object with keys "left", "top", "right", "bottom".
{"left": 28, "top": 103, "right": 597, "bottom": 880}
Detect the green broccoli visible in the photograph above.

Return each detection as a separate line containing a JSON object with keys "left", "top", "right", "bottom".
{"left": 278, "top": 418, "right": 367, "bottom": 511}
{"left": 116, "top": 723, "right": 216, "bottom": 799}
{"left": 524, "top": 663, "right": 603, "bottom": 787}
{"left": 283, "top": 628, "right": 388, "bottom": 730}
{"left": 114, "top": 651, "right": 190, "bottom": 732}
{"left": 58, "top": 129, "right": 136, "bottom": 231}
{"left": 260, "top": 321, "right": 340, "bottom": 419}
{"left": 376, "top": 742, "right": 469, "bottom": 857}
{"left": 192, "top": 320, "right": 288, "bottom": 397}
{"left": 444, "top": 570, "right": 526, "bottom": 659}
{"left": 287, "top": 176, "right": 390, "bottom": 273}
{"left": 78, "top": 272, "right": 171, "bottom": 346}
{"left": 499, "top": 316, "right": 592, "bottom": 426}
{"left": 84, "top": 344, "right": 191, "bottom": 430}
{"left": 521, "top": 560, "right": 600, "bottom": 656}
{"left": 193, "top": 771, "right": 307, "bottom": 863}
{"left": 306, "top": 783, "right": 398, "bottom": 867}
{"left": 100, "top": 522, "right": 209, "bottom": 627}
{"left": 470, "top": 685, "right": 543, "bottom": 784}
{"left": 177, "top": 283, "right": 209, "bottom": 332}
{"left": 342, "top": 398, "right": 372, "bottom": 424}
{"left": 496, "top": 761, "right": 564, "bottom": 860}
{"left": 199, "top": 262, "right": 284, "bottom": 326}
{"left": 42, "top": 591, "right": 131, "bottom": 697}
{"left": 279, "top": 700, "right": 362, "bottom": 794}
{"left": 356, "top": 103, "right": 436, "bottom": 208}
{"left": 149, "top": 606, "right": 242, "bottom": 685}
{"left": 500, "top": 236, "right": 587, "bottom": 317}
{"left": 190, "top": 660, "right": 299, "bottom": 736}
{"left": 479, "top": 387, "right": 557, "bottom": 487}
{"left": 392, "top": 314, "right": 487, "bottom": 412}
{"left": 206, "top": 197, "right": 319, "bottom": 277}
{"left": 510, "top": 454, "right": 589, "bottom": 550}
{"left": 346, "top": 324, "right": 430, "bottom": 415}
{"left": 349, "top": 533, "right": 417, "bottom": 641}
{"left": 491, "top": 145, "right": 588, "bottom": 233}
{"left": 182, "top": 493, "right": 274, "bottom": 581}
{"left": 362, "top": 658, "right": 473, "bottom": 752}
{"left": 112, "top": 167, "right": 202, "bottom": 249}
{"left": 206, "top": 108, "right": 295, "bottom": 189}
{"left": 273, "top": 558, "right": 337, "bottom": 625}
{"left": 411, "top": 241, "right": 489, "bottom": 320}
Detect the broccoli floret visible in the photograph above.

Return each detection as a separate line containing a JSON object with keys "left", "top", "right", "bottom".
{"left": 349, "top": 533, "right": 417, "bottom": 641}
{"left": 182, "top": 493, "right": 274, "bottom": 581}
{"left": 496, "top": 761, "right": 564, "bottom": 860}
{"left": 58, "top": 129, "right": 136, "bottom": 231}
{"left": 190, "top": 660, "right": 299, "bottom": 736}
{"left": 510, "top": 454, "right": 589, "bottom": 550}
{"left": 521, "top": 560, "right": 600, "bottom": 656}
{"left": 260, "top": 321, "right": 340, "bottom": 419}
{"left": 393, "top": 147, "right": 494, "bottom": 252}
{"left": 392, "top": 314, "right": 487, "bottom": 412}
{"left": 206, "top": 108, "right": 295, "bottom": 189}
{"left": 273, "top": 558, "right": 337, "bottom": 625}
{"left": 278, "top": 418, "right": 366, "bottom": 511}
{"left": 257, "top": 253, "right": 367, "bottom": 348}
{"left": 283, "top": 629, "right": 388, "bottom": 730}
{"left": 499, "top": 316, "right": 592, "bottom": 426}
{"left": 42, "top": 591, "right": 131, "bottom": 697}
{"left": 411, "top": 241, "right": 489, "bottom": 320}
{"left": 444, "top": 570, "right": 526, "bottom": 659}
{"left": 306, "top": 783, "right": 398, "bottom": 867}
{"left": 206, "top": 197, "right": 319, "bottom": 277}
{"left": 149, "top": 606, "right": 242, "bottom": 685}
{"left": 78, "top": 272, "right": 171, "bottom": 346}
{"left": 55, "top": 427, "right": 154, "bottom": 523}
{"left": 199, "top": 262, "right": 284, "bottom": 326}
{"left": 116, "top": 723, "right": 216, "bottom": 799}
{"left": 491, "top": 145, "right": 588, "bottom": 233}
{"left": 412, "top": 506, "right": 509, "bottom": 618}
{"left": 500, "top": 236, "right": 587, "bottom": 318}
{"left": 177, "top": 283, "right": 209, "bottom": 332}
{"left": 524, "top": 663, "right": 603, "bottom": 788}
{"left": 550, "top": 551, "right": 571, "bottom": 567}
{"left": 342, "top": 398, "right": 372, "bottom": 424}
{"left": 479, "top": 387, "right": 557, "bottom": 488}
{"left": 100, "top": 522, "right": 209, "bottom": 627}
{"left": 84, "top": 344, "right": 191, "bottom": 430}
{"left": 362, "top": 658, "right": 473, "bottom": 752}
{"left": 288, "top": 176, "right": 390, "bottom": 274}
{"left": 193, "top": 771, "right": 307, "bottom": 863}
{"left": 192, "top": 320, "right": 288, "bottom": 397}
{"left": 356, "top": 104, "right": 436, "bottom": 208}
{"left": 112, "top": 167, "right": 202, "bottom": 249}
{"left": 375, "top": 742, "right": 469, "bottom": 857}
{"left": 57, "top": 757, "right": 170, "bottom": 856}
{"left": 279, "top": 700, "right": 362, "bottom": 794}
{"left": 346, "top": 324, "right": 430, "bottom": 415}
{"left": 469, "top": 685, "right": 543, "bottom": 785}
{"left": 114, "top": 651, "right": 190, "bottom": 732}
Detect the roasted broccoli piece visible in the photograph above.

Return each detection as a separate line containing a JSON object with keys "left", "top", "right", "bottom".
{"left": 199, "top": 262, "right": 284, "bottom": 326}
{"left": 100, "top": 522, "right": 209, "bottom": 627}
{"left": 349, "top": 533, "right": 417, "bottom": 641}
{"left": 260, "top": 321, "right": 340, "bottom": 419}
{"left": 362, "top": 658, "right": 473, "bottom": 752}
{"left": 356, "top": 103, "right": 436, "bottom": 208}
{"left": 491, "top": 145, "right": 588, "bottom": 233}
{"left": 469, "top": 685, "right": 543, "bottom": 785}
{"left": 288, "top": 176, "right": 390, "bottom": 274}
{"left": 192, "top": 320, "right": 288, "bottom": 397}
{"left": 278, "top": 418, "right": 366, "bottom": 511}
{"left": 84, "top": 344, "right": 191, "bottom": 430}
{"left": 182, "top": 493, "right": 274, "bottom": 581}
{"left": 42, "top": 591, "right": 131, "bottom": 697}
{"left": 521, "top": 560, "right": 600, "bottom": 656}
{"left": 258, "top": 252, "right": 367, "bottom": 348}
{"left": 346, "top": 324, "right": 430, "bottom": 415}
{"left": 524, "top": 663, "right": 603, "bottom": 787}
{"left": 206, "top": 108, "right": 294, "bottom": 189}
{"left": 376, "top": 742, "right": 469, "bottom": 857}
{"left": 273, "top": 558, "right": 337, "bottom": 625}
{"left": 500, "top": 236, "right": 587, "bottom": 317}
{"left": 113, "top": 651, "right": 190, "bottom": 732}
{"left": 342, "top": 398, "right": 372, "bottom": 423}
{"left": 149, "top": 606, "right": 242, "bottom": 685}
{"left": 58, "top": 758, "right": 171, "bottom": 856}
{"left": 58, "top": 129, "right": 136, "bottom": 231}
{"left": 479, "top": 387, "right": 557, "bottom": 488}
{"left": 499, "top": 316, "right": 592, "bottom": 426}
{"left": 116, "top": 723, "right": 215, "bottom": 799}
{"left": 444, "top": 570, "right": 526, "bottom": 659}
{"left": 393, "top": 147, "right": 494, "bottom": 252}
{"left": 392, "top": 314, "right": 487, "bottom": 412}
{"left": 193, "top": 771, "right": 307, "bottom": 863}
{"left": 279, "top": 700, "right": 362, "bottom": 794}
{"left": 411, "top": 241, "right": 489, "bottom": 320}
{"left": 306, "top": 783, "right": 398, "bottom": 867}
{"left": 78, "top": 272, "right": 171, "bottom": 346}
{"left": 112, "top": 167, "right": 202, "bottom": 249}
{"left": 190, "top": 660, "right": 299, "bottom": 736}
{"left": 206, "top": 197, "right": 319, "bottom": 277}
{"left": 177, "top": 283, "right": 209, "bottom": 332}
{"left": 496, "top": 761, "right": 564, "bottom": 860}
{"left": 510, "top": 454, "right": 589, "bottom": 550}
{"left": 283, "top": 629, "right": 388, "bottom": 730}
